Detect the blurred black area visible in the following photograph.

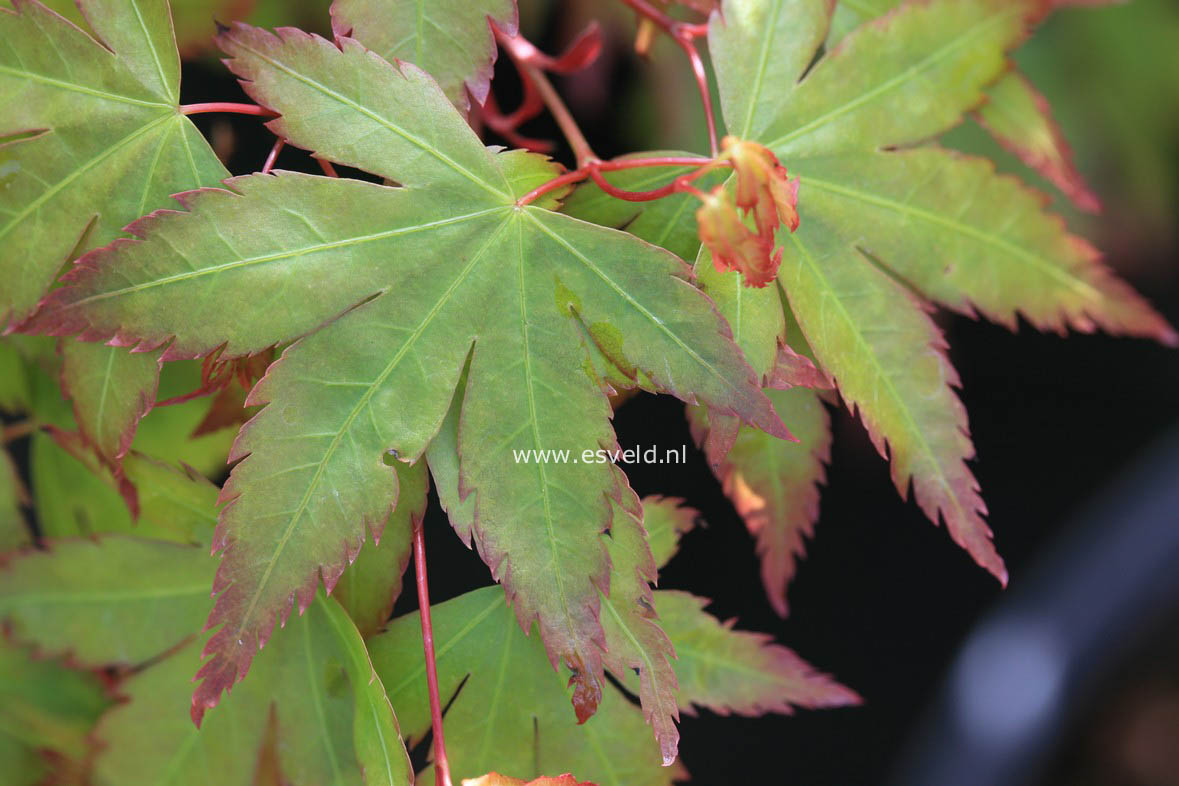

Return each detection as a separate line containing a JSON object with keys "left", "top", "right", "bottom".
{"left": 174, "top": 0, "right": 1179, "bottom": 782}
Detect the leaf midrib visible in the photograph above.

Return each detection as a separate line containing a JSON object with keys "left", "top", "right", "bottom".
{"left": 2, "top": 584, "right": 209, "bottom": 605}
{"left": 514, "top": 217, "right": 582, "bottom": 669}
{"left": 525, "top": 210, "right": 757, "bottom": 415}
{"left": 0, "top": 111, "right": 175, "bottom": 244}
{"left": 0, "top": 63, "right": 170, "bottom": 108}
{"left": 785, "top": 230, "right": 970, "bottom": 523}
{"left": 738, "top": 0, "right": 785, "bottom": 138}
{"left": 797, "top": 169, "right": 1104, "bottom": 302}
{"left": 230, "top": 37, "right": 508, "bottom": 200}
{"left": 67, "top": 205, "right": 507, "bottom": 308}
{"left": 230, "top": 220, "right": 509, "bottom": 645}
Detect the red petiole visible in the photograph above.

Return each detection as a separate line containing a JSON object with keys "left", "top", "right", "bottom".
{"left": 413, "top": 520, "right": 453, "bottom": 786}
{"left": 180, "top": 102, "right": 276, "bottom": 117}
{"left": 517, "top": 155, "right": 730, "bottom": 207}
{"left": 619, "top": 0, "right": 719, "bottom": 156}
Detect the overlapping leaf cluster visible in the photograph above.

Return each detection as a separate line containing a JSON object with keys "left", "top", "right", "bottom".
{"left": 568, "top": 0, "right": 1173, "bottom": 615}
{"left": 0, "top": 0, "right": 1170, "bottom": 782}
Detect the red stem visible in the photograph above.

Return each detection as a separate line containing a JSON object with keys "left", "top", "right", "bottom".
{"left": 180, "top": 102, "right": 277, "bottom": 117}
{"left": 316, "top": 159, "right": 339, "bottom": 178}
{"left": 496, "top": 27, "right": 598, "bottom": 166}
{"left": 2, "top": 420, "right": 35, "bottom": 444}
{"left": 413, "top": 521, "right": 453, "bottom": 786}
{"left": 619, "top": 0, "right": 719, "bottom": 156}
{"left": 517, "top": 155, "right": 729, "bottom": 207}
{"left": 261, "top": 138, "right": 284, "bottom": 174}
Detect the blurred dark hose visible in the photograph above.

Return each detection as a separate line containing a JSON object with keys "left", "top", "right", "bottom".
{"left": 892, "top": 425, "right": 1179, "bottom": 786}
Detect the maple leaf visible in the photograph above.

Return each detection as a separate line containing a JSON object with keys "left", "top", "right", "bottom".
{"left": 370, "top": 585, "right": 684, "bottom": 785}
{"left": 4, "top": 0, "right": 256, "bottom": 55}
{"left": 0, "top": 496, "right": 413, "bottom": 785}
{"left": 368, "top": 500, "right": 854, "bottom": 782}
{"left": 639, "top": 501, "right": 859, "bottom": 717}
{"left": 567, "top": 0, "right": 1173, "bottom": 590}
{"left": 58, "top": 341, "right": 162, "bottom": 466}
{"left": 7, "top": 341, "right": 236, "bottom": 542}
{"left": 25, "top": 23, "right": 785, "bottom": 723}
{"left": 0, "top": 535, "right": 216, "bottom": 666}
{"left": 1, "top": 0, "right": 231, "bottom": 466}
{"left": 95, "top": 592, "right": 413, "bottom": 786}
{"left": 330, "top": 0, "right": 517, "bottom": 110}
{"left": 708, "top": 0, "right": 1174, "bottom": 580}
{"left": 428, "top": 376, "right": 682, "bottom": 759}
{"left": 688, "top": 386, "right": 831, "bottom": 616}
{"left": 1, "top": 447, "right": 30, "bottom": 551}
{"left": 829, "top": 0, "right": 1109, "bottom": 213}
{"left": 0, "top": 640, "right": 112, "bottom": 785}
{"left": 333, "top": 461, "right": 430, "bottom": 638}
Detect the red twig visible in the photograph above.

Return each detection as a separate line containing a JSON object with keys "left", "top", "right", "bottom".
{"left": 316, "top": 159, "right": 339, "bottom": 178}
{"left": 1, "top": 420, "right": 35, "bottom": 444}
{"left": 413, "top": 520, "right": 453, "bottom": 786}
{"left": 495, "top": 27, "right": 599, "bottom": 166}
{"left": 480, "top": 90, "right": 554, "bottom": 154}
{"left": 261, "top": 138, "right": 284, "bottom": 174}
{"left": 516, "top": 155, "right": 728, "bottom": 207}
{"left": 180, "top": 102, "right": 277, "bottom": 117}
{"left": 619, "top": 0, "right": 719, "bottom": 156}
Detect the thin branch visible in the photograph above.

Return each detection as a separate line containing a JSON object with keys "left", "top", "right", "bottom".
{"left": 516, "top": 155, "right": 729, "bottom": 207}
{"left": 496, "top": 28, "right": 599, "bottom": 166}
{"left": 526, "top": 65, "right": 598, "bottom": 166}
{"left": 180, "top": 102, "right": 277, "bottom": 117}
{"left": 413, "top": 520, "right": 453, "bottom": 786}
{"left": 619, "top": 0, "right": 719, "bottom": 155}
{"left": 316, "top": 159, "right": 339, "bottom": 178}
{"left": 1, "top": 420, "right": 35, "bottom": 444}
{"left": 261, "top": 138, "right": 284, "bottom": 174}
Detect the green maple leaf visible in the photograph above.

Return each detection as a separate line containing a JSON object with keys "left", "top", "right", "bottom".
{"left": 369, "top": 497, "right": 854, "bottom": 783}
{"left": 0, "top": 447, "right": 29, "bottom": 550}
{"left": 0, "top": 640, "right": 112, "bottom": 785}
{"left": 1, "top": 0, "right": 258, "bottom": 54}
{"left": 427, "top": 370, "right": 684, "bottom": 761}
{"left": 687, "top": 386, "right": 831, "bottom": 616}
{"left": 574, "top": 0, "right": 1174, "bottom": 596}
{"left": 372, "top": 585, "right": 680, "bottom": 786}
{"left": 706, "top": 0, "right": 1173, "bottom": 583}
{"left": 1, "top": 0, "right": 231, "bottom": 466}
{"left": 27, "top": 23, "right": 785, "bottom": 723}
{"left": 0, "top": 535, "right": 216, "bottom": 666}
{"left": 4, "top": 340, "right": 235, "bottom": 539}
{"left": 59, "top": 339, "right": 162, "bottom": 465}
{"left": 330, "top": 0, "right": 517, "bottom": 110}
{"left": 99, "top": 593, "right": 410, "bottom": 786}
{"left": 0, "top": 505, "right": 413, "bottom": 785}
{"left": 333, "top": 461, "right": 429, "bottom": 638}
{"left": 830, "top": 0, "right": 1110, "bottom": 212}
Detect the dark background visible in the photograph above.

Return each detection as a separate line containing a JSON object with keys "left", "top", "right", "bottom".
{"left": 173, "top": 1, "right": 1179, "bottom": 782}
